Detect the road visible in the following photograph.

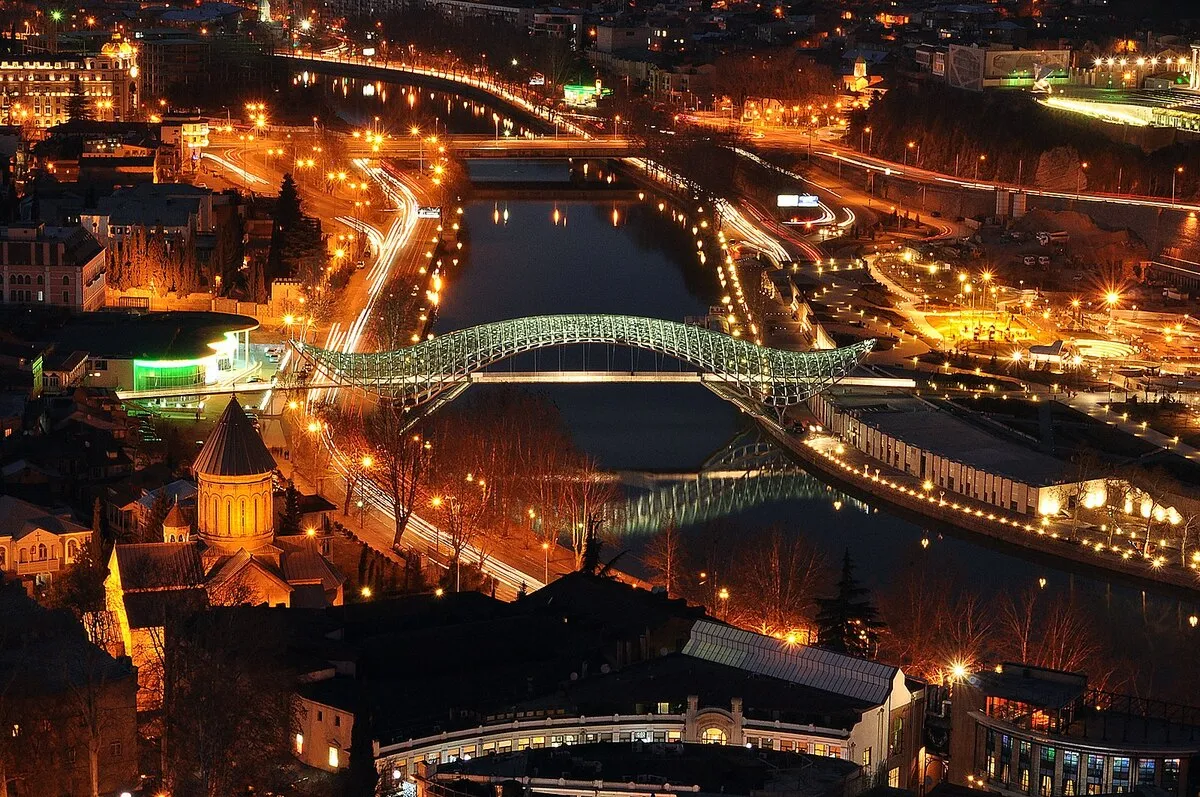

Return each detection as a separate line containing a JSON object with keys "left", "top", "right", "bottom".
{"left": 685, "top": 114, "right": 1200, "bottom": 213}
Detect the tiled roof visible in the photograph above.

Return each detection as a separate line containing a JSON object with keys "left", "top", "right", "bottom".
{"left": 0, "top": 495, "right": 89, "bottom": 541}
{"left": 162, "top": 500, "right": 188, "bottom": 530}
{"left": 113, "top": 542, "right": 203, "bottom": 590}
{"left": 682, "top": 620, "right": 898, "bottom": 705}
{"left": 191, "top": 398, "right": 277, "bottom": 478}
{"left": 281, "top": 548, "right": 346, "bottom": 591}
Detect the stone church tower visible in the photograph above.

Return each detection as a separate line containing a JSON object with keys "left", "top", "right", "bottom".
{"left": 192, "top": 399, "right": 278, "bottom": 553}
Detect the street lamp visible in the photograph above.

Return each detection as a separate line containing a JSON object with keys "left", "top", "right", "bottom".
{"left": 492, "top": 112, "right": 501, "bottom": 141}
{"left": 541, "top": 541, "right": 550, "bottom": 583}
{"left": 1173, "top": 165, "right": 1185, "bottom": 205}
{"left": 717, "top": 587, "right": 730, "bottom": 620}
{"left": 1077, "top": 161, "right": 1089, "bottom": 199}
{"left": 860, "top": 126, "right": 872, "bottom": 153}
{"left": 974, "top": 154, "right": 986, "bottom": 181}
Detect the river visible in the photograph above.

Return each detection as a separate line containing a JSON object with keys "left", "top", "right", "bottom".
{"left": 314, "top": 70, "right": 1200, "bottom": 701}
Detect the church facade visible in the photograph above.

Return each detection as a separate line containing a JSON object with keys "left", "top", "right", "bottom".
{"left": 104, "top": 398, "right": 345, "bottom": 706}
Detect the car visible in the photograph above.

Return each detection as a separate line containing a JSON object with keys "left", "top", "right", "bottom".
{"left": 247, "top": 376, "right": 264, "bottom": 384}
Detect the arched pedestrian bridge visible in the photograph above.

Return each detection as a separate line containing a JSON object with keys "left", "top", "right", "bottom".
{"left": 293, "top": 314, "right": 874, "bottom": 412}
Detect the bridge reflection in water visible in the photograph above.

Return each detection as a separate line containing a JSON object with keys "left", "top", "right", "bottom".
{"left": 609, "top": 430, "right": 867, "bottom": 536}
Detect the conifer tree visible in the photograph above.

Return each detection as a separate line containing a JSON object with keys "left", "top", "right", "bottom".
{"left": 815, "top": 550, "right": 886, "bottom": 658}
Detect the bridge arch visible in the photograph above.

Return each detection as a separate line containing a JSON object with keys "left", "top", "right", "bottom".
{"left": 294, "top": 314, "right": 872, "bottom": 411}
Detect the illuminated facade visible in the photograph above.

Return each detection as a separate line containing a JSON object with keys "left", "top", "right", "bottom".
{"left": 0, "top": 222, "right": 106, "bottom": 312}
{"left": 949, "top": 664, "right": 1200, "bottom": 797}
{"left": 375, "top": 620, "right": 924, "bottom": 792}
{"left": 0, "top": 495, "right": 94, "bottom": 587}
{"left": 0, "top": 41, "right": 140, "bottom": 127}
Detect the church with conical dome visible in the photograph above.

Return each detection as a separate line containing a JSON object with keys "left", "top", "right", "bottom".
{"left": 104, "top": 398, "right": 345, "bottom": 705}
{"left": 193, "top": 397, "right": 281, "bottom": 554}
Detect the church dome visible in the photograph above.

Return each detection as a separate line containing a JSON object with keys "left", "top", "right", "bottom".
{"left": 192, "top": 398, "right": 278, "bottom": 478}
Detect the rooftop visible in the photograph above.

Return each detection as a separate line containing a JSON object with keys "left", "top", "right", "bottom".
{"left": 51, "top": 310, "right": 257, "bottom": 362}
{"left": 0, "top": 494, "right": 89, "bottom": 542}
{"left": 826, "top": 389, "right": 1068, "bottom": 485}
{"left": 436, "top": 742, "right": 859, "bottom": 797}
{"left": 191, "top": 398, "right": 277, "bottom": 478}
{"left": 970, "top": 662, "right": 1086, "bottom": 710}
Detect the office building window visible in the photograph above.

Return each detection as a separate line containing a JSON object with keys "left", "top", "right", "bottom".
{"left": 1063, "top": 751, "right": 1080, "bottom": 796}
{"left": 1137, "top": 760, "right": 1155, "bottom": 787}
{"left": 1163, "top": 759, "right": 1180, "bottom": 793}
{"left": 1018, "top": 740, "right": 1031, "bottom": 791}
{"left": 1040, "top": 747, "right": 1056, "bottom": 796}
{"left": 1086, "top": 755, "right": 1105, "bottom": 794}
{"left": 1112, "top": 757, "right": 1131, "bottom": 792}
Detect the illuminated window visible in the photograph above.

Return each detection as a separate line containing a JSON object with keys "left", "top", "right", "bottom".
{"left": 295, "top": 733, "right": 303, "bottom": 754}
{"left": 702, "top": 727, "right": 727, "bottom": 744}
{"left": 328, "top": 745, "right": 339, "bottom": 768}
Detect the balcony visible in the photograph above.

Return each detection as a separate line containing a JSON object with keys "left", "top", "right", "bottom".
{"left": 16, "top": 557, "right": 61, "bottom": 576}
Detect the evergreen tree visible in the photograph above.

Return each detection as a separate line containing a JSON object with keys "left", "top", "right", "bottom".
{"left": 274, "top": 173, "right": 302, "bottom": 229}
{"left": 279, "top": 481, "right": 302, "bottom": 535}
{"left": 66, "top": 76, "right": 92, "bottom": 122}
{"left": 815, "top": 550, "right": 886, "bottom": 659}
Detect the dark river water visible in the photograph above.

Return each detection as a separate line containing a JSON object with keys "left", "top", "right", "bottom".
{"left": 313, "top": 69, "right": 1200, "bottom": 700}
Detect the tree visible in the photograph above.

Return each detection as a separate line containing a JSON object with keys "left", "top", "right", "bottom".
{"left": 815, "top": 551, "right": 886, "bottom": 659}
{"left": 737, "top": 528, "right": 827, "bottom": 639}
{"left": 66, "top": 77, "right": 92, "bottom": 122}
{"left": 643, "top": 521, "right": 682, "bottom": 595}
{"left": 556, "top": 455, "right": 619, "bottom": 569}
{"left": 997, "top": 589, "right": 1103, "bottom": 676}
{"left": 879, "top": 565, "right": 992, "bottom": 681}
{"left": 46, "top": 540, "right": 115, "bottom": 651}
{"left": 363, "top": 403, "right": 432, "bottom": 549}
{"left": 163, "top": 609, "right": 299, "bottom": 797}
{"left": 141, "top": 490, "right": 173, "bottom": 542}
{"left": 279, "top": 481, "right": 302, "bottom": 535}
{"left": 429, "top": 479, "right": 490, "bottom": 592}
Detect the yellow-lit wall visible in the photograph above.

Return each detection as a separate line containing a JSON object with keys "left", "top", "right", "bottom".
{"left": 197, "top": 471, "right": 274, "bottom": 552}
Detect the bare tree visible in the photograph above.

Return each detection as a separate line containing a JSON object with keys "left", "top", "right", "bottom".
{"left": 558, "top": 455, "right": 620, "bottom": 570}
{"left": 643, "top": 521, "right": 683, "bottom": 596}
{"left": 364, "top": 402, "right": 433, "bottom": 549}
{"left": 163, "top": 609, "right": 299, "bottom": 797}
{"left": 997, "top": 589, "right": 1102, "bottom": 675}
{"left": 736, "top": 527, "right": 828, "bottom": 639}
{"left": 429, "top": 476, "right": 491, "bottom": 592}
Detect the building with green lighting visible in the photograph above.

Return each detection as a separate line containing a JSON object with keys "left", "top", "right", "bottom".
{"left": 48, "top": 311, "right": 258, "bottom": 393}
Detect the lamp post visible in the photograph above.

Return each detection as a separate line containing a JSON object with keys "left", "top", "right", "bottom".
{"left": 717, "top": 587, "right": 730, "bottom": 620}
{"left": 1172, "top": 165, "right": 1184, "bottom": 205}
{"left": 541, "top": 541, "right": 550, "bottom": 583}
{"left": 860, "top": 126, "right": 872, "bottom": 153}
{"left": 974, "top": 154, "right": 986, "bottom": 181}
{"left": 492, "top": 112, "right": 500, "bottom": 141}
{"left": 1077, "top": 161, "right": 1089, "bottom": 200}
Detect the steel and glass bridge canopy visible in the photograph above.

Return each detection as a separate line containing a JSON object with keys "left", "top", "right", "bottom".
{"left": 294, "top": 314, "right": 874, "bottom": 409}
